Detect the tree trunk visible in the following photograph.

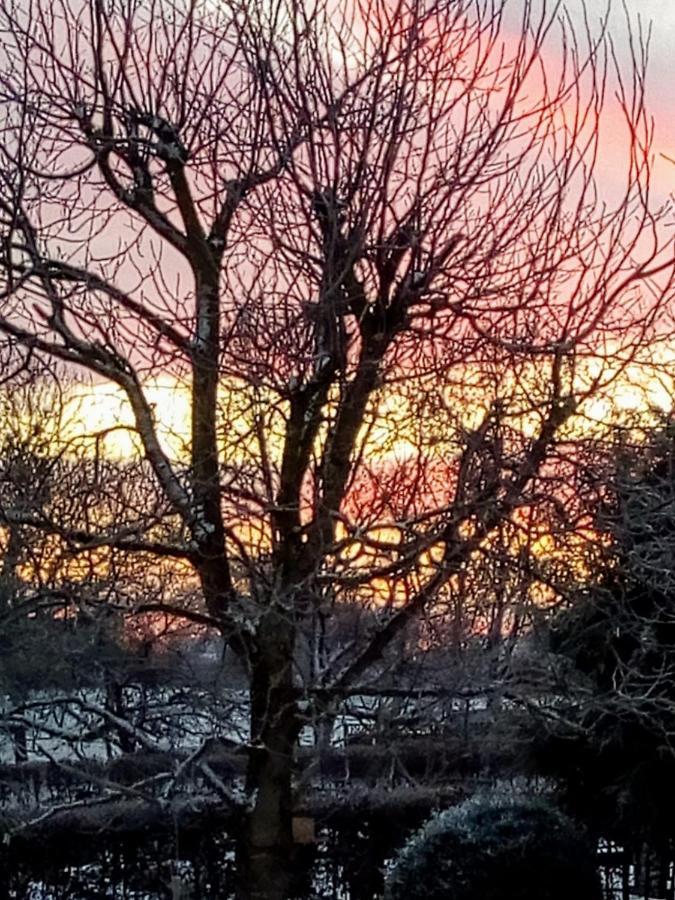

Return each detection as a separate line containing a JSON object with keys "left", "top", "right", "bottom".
{"left": 237, "top": 611, "right": 298, "bottom": 900}
{"left": 10, "top": 721, "right": 27, "bottom": 763}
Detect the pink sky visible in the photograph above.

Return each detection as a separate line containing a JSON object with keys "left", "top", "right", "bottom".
{"left": 503, "top": 1, "right": 674, "bottom": 200}
{"left": 592, "top": 0, "right": 674, "bottom": 199}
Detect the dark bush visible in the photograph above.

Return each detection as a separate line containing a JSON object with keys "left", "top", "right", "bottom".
{"left": 385, "top": 793, "right": 601, "bottom": 900}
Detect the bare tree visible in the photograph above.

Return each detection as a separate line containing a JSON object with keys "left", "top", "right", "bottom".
{"left": 0, "top": 0, "right": 672, "bottom": 896}
{"left": 0, "top": 371, "right": 166, "bottom": 760}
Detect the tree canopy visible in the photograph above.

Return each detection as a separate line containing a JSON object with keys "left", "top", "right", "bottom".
{"left": 0, "top": 0, "right": 673, "bottom": 896}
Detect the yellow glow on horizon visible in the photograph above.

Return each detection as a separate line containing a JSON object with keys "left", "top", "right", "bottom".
{"left": 30, "top": 353, "right": 674, "bottom": 476}
{"left": 61, "top": 376, "right": 192, "bottom": 461}
{"left": 581, "top": 370, "right": 673, "bottom": 425}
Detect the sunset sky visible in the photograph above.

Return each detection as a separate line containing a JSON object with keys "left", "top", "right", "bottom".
{"left": 13, "top": 0, "right": 675, "bottom": 460}
{"left": 503, "top": 1, "right": 675, "bottom": 202}
{"left": 606, "top": 0, "right": 675, "bottom": 199}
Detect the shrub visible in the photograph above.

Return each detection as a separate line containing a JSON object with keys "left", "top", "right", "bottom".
{"left": 385, "top": 793, "right": 601, "bottom": 900}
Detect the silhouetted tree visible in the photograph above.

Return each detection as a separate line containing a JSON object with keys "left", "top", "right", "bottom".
{"left": 0, "top": 1, "right": 672, "bottom": 896}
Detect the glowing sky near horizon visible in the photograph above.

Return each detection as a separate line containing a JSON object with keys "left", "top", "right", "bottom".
{"left": 14, "top": 0, "right": 675, "bottom": 460}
